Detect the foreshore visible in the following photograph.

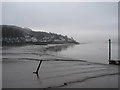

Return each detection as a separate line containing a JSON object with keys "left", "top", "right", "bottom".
{"left": 2, "top": 44, "right": 119, "bottom": 88}
{"left": 3, "top": 58, "right": 119, "bottom": 88}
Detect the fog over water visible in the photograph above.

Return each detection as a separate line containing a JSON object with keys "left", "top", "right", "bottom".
{"left": 2, "top": 2, "right": 118, "bottom": 43}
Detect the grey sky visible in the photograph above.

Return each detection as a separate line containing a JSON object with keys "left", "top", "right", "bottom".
{"left": 2, "top": 2, "right": 118, "bottom": 42}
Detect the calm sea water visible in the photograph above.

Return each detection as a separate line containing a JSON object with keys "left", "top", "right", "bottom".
{"left": 2, "top": 42, "right": 118, "bottom": 64}
{"left": 57, "top": 42, "right": 118, "bottom": 64}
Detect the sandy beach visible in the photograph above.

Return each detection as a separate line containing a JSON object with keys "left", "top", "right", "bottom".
{"left": 2, "top": 44, "right": 119, "bottom": 88}
{"left": 3, "top": 59, "right": 119, "bottom": 88}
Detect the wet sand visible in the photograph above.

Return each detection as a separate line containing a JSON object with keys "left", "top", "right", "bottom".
{"left": 3, "top": 59, "right": 119, "bottom": 88}
{"left": 2, "top": 44, "right": 119, "bottom": 88}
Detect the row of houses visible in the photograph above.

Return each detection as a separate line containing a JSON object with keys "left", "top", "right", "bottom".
{"left": 2, "top": 34, "right": 76, "bottom": 45}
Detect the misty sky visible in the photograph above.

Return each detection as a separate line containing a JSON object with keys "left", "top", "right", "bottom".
{"left": 2, "top": 2, "right": 118, "bottom": 42}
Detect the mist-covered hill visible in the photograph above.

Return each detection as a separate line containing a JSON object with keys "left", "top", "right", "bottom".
{"left": 0, "top": 25, "right": 79, "bottom": 45}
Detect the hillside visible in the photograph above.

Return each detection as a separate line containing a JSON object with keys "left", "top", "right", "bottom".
{"left": 1, "top": 25, "right": 79, "bottom": 45}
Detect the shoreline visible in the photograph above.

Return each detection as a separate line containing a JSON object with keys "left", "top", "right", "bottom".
{"left": 2, "top": 44, "right": 119, "bottom": 88}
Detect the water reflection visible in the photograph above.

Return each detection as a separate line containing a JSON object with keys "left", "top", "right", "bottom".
{"left": 44, "top": 44, "right": 75, "bottom": 52}
{"left": 35, "top": 74, "right": 42, "bottom": 84}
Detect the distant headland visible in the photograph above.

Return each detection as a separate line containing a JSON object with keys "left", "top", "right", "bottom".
{"left": 0, "top": 25, "right": 79, "bottom": 45}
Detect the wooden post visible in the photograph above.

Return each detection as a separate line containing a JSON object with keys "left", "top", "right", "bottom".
{"left": 33, "top": 60, "right": 42, "bottom": 75}
{"left": 108, "top": 39, "right": 111, "bottom": 61}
